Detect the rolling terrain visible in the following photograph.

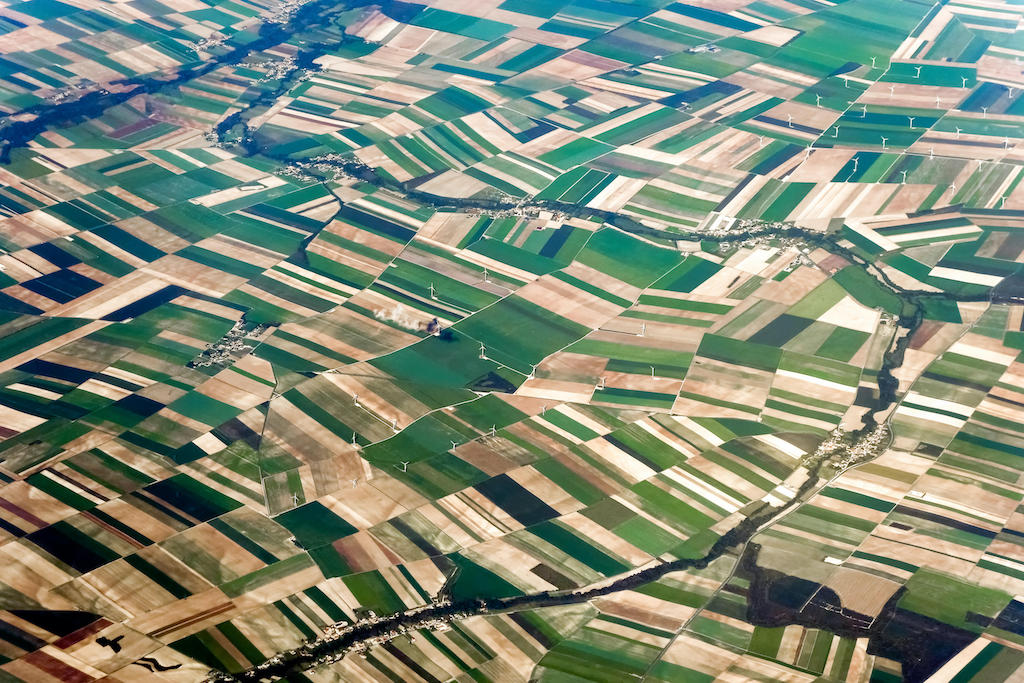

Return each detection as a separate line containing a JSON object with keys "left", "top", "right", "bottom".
{"left": 1, "top": 0, "right": 1024, "bottom": 681}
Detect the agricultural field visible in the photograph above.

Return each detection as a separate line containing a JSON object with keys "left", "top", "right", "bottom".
{"left": 1, "top": 0, "right": 1024, "bottom": 682}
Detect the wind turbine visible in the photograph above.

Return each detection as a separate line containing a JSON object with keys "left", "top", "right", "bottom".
{"left": 832, "top": 126, "right": 839, "bottom": 137}
{"left": 908, "top": 116, "right": 915, "bottom": 128}
{"left": 880, "top": 136, "right": 888, "bottom": 150}
{"left": 597, "top": 376, "right": 606, "bottom": 390}
{"left": 787, "top": 114, "right": 793, "bottom": 128}
{"left": 815, "top": 94, "right": 822, "bottom": 108}
{"left": 914, "top": 66, "right": 922, "bottom": 78}
{"left": 396, "top": 461, "right": 409, "bottom": 472}
{"left": 900, "top": 170, "right": 907, "bottom": 184}
{"left": 429, "top": 283, "right": 437, "bottom": 300}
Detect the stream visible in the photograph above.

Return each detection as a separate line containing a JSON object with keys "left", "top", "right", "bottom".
{"left": 209, "top": 214, "right": 968, "bottom": 681}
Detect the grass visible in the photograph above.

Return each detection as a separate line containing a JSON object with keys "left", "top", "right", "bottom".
{"left": 898, "top": 568, "right": 1011, "bottom": 632}
{"left": 832, "top": 266, "right": 904, "bottom": 315}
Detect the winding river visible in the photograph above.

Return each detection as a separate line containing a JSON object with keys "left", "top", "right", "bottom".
{"left": 208, "top": 206, "right": 969, "bottom": 680}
